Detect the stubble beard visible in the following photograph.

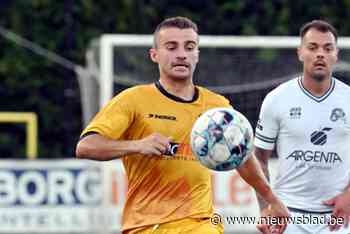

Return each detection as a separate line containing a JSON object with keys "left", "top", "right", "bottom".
{"left": 311, "top": 72, "right": 327, "bottom": 82}
{"left": 310, "top": 67, "right": 333, "bottom": 82}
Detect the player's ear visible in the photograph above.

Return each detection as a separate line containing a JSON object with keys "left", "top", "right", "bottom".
{"left": 335, "top": 47, "right": 339, "bottom": 62}
{"left": 196, "top": 49, "right": 200, "bottom": 63}
{"left": 297, "top": 47, "right": 303, "bottom": 62}
{"left": 149, "top": 48, "right": 158, "bottom": 63}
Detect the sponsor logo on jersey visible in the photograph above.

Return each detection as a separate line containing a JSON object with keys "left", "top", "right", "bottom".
{"left": 165, "top": 142, "right": 180, "bottom": 155}
{"left": 310, "top": 127, "right": 332, "bottom": 145}
{"left": 289, "top": 107, "right": 302, "bottom": 119}
{"left": 164, "top": 142, "right": 196, "bottom": 161}
{"left": 330, "top": 108, "right": 347, "bottom": 123}
{"left": 286, "top": 150, "right": 342, "bottom": 164}
{"left": 147, "top": 113, "right": 177, "bottom": 121}
{"left": 286, "top": 127, "right": 342, "bottom": 165}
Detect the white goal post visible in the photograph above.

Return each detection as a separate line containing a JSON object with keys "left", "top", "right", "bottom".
{"left": 98, "top": 34, "right": 350, "bottom": 108}
{"left": 78, "top": 35, "right": 350, "bottom": 125}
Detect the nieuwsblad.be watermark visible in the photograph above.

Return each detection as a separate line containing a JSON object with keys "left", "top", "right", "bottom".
{"left": 210, "top": 213, "right": 344, "bottom": 226}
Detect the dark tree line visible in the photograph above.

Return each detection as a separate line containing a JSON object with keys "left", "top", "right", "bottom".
{"left": 0, "top": 0, "right": 349, "bottom": 158}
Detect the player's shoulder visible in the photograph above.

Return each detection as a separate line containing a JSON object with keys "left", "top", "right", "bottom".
{"left": 334, "top": 77, "right": 350, "bottom": 90}
{"left": 333, "top": 78, "right": 350, "bottom": 100}
{"left": 112, "top": 83, "right": 155, "bottom": 99}
{"left": 266, "top": 77, "right": 298, "bottom": 99}
{"left": 260, "top": 77, "right": 299, "bottom": 109}
{"left": 197, "top": 86, "right": 230, "bottom": 105}
{"left": 120, "top": 83, "right": 154, "bottom": 94}
{"left": 106, "top": 84, "right": 155, "bottom": 107}
{"left": 197, "top": 85, "right": 222, "bottom": 97}
{"left": 270, "top": 77, "right": 298, "bottom": 94}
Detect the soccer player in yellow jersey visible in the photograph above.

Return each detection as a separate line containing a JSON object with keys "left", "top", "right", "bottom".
{"left": 76, "top": 16, "right": 289, "bottom": 234}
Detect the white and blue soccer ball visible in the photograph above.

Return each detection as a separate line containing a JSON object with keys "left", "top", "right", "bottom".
{"left": 190, "top": 107, "right": 254, "bottom": 171}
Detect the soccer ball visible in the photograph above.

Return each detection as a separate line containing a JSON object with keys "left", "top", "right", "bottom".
{"left": 190, "top": 107, "right": 254, "bottom": 171}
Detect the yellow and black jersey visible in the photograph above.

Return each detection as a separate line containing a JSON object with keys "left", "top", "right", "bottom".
{"left": 81, "top": 81, "right": 231, "bottom": 232}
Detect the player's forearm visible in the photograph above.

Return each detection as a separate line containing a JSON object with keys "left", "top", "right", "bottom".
{"left": 237, "top": 154, "right": 271, "bottom": 210}
{"left": 76, "top": 134, "right": 139, "bottom": 161}
{"left": 256, "top": 160, "right": 270, "bottom": 211}
{"left": 254, "top": 147, "right": 272, "bottom": 211}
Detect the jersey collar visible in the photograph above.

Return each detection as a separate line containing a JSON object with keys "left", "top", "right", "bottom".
{"left": 155, "top": 80, "right": 199, "bottom": 103}
{"left": 298, "top": 76, "right": 335, "bottom": 103}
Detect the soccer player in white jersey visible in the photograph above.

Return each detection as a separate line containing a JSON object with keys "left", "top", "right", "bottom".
{"left": 255, "top": 20, "right": 350, "bottom": 234}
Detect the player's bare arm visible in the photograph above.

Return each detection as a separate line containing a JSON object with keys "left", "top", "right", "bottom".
{"left": 237, "top": 154, "right": 288, "bottom": 215}
{"left": 76, "top": 132, "right": 171, "bottom": 160}
{"left": 254, "top": 146, "right": 273, "bottom": 211}
{"left": 251, "top": 147, "right": 288, "bottom": 234}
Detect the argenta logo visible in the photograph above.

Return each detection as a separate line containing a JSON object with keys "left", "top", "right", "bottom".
{"left": 286, "top": 150, "right": 342, "bottom": 164}
{"left": 310, "top": 127, "right": 332, "bottom": 145}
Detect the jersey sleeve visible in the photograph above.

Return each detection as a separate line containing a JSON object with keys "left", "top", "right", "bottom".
{"left": 254, "top": 92, "right": 279, "bottom": 150}
{"left": 81, "top": 89, "right": 136, "bottom": 140}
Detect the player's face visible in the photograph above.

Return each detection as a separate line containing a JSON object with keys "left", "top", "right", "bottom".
{"left": 150, "top": 27, "right": 199, "bottom": 81}
{"left": 297, "top": 28, "right": 338, "bottom": 82}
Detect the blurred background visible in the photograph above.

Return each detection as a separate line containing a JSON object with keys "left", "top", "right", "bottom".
{"left": 2, "top": 0, "right": 350, "bottom": 159}
{"left": 1, "top": 1, "right": 350, "bottom": 233}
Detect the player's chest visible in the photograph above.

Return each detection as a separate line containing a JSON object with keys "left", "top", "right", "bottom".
{"left": 279, "top": 102, "right": 350, "bottom": 141}
{"left": 135, "top": 105, "right": 203, "bottom": 138}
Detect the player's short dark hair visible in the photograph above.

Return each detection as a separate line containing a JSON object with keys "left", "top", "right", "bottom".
{"left": 153, "top": 16, "right": 198, "bottom": 48}
{"left": 300, "top": 20, "right": 338, "bottom": 42}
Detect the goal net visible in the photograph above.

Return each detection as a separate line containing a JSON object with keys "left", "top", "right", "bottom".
{"left": 79, "top": 34, "right": 350, "bottom": 128}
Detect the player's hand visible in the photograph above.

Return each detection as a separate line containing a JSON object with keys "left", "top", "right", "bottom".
{"left": 257, "top": 201, "right": 289, "bottom": 234}
{"left": 135, "top": 133, "right": 171, "bottom": 156}
{"left": 323, "top": 192, "right": 350, "bottom": 231}
{"left": 257, "top": 207, "right": 272, "bottom": 234}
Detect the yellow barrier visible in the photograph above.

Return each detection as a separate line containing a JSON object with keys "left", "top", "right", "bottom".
{"left": 0, "top": 112, "right": 38, "bottom": 159}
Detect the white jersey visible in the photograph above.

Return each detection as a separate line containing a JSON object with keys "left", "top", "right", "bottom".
{"left": 255, "top": 77, "right": 350, "bottom": 212}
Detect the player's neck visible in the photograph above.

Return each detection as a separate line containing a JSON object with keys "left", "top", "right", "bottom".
{"left": 301, "top": 75, "right": 332, "bottom": 97}
{"left": 158, "top": 77, "right": 195, "bottom": 101}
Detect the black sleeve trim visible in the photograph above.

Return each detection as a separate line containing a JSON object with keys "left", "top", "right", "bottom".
{"left": 255, "top": 133, "right": 276, "bottom": 143}
{"left": 80, "top": 131, "right": 99, "bottom": 140}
